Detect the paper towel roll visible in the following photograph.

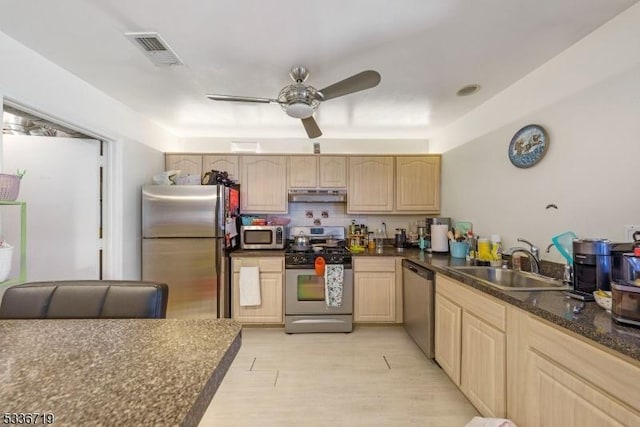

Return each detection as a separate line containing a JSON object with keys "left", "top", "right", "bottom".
{"left": 431, "top": 224, "right": 450, "bottom": 253}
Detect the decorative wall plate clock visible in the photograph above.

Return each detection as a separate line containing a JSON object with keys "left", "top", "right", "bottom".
{"left": 508, "top": 124, "right": 548, "bottom": 168}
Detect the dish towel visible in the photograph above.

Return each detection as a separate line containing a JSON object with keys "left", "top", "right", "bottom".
{"left": 324, "top": 264, "right": 344, "bottom": 308}
{"left": 239, "top": 266, "right": 261, "bottom": 306}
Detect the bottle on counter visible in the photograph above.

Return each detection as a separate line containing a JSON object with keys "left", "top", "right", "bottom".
{"left": 490, "top": 234, "right": 503, "bottom": 266}
{"left": 368, "top": 232, "right": 375, "bottom": 250}
{"left": 375, "top": 229, "right": 384, "bottom": 254}
{"left": 477, "top": 238, "right": 491, "bottom": 260}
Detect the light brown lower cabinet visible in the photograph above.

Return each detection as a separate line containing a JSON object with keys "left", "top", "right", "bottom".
{"left": 231, "top": 257, "right": 284, "bottom": 324}
{"left": 460, "top": 311, "right": 506, "bottom": 417}
{"left": 508, "top": 308, "right": 640, "bottom": 427}
{"left": 435, "top": 293, "right": 462, "bottom": 385}
{"left": 353, "top": 257, "right": 396, "bottom": 322}
{"left": 436, "top": 273, "right": 640, "bottom": 426}
{"left": 435, "top": 275, "right": 506, "bottom": 418}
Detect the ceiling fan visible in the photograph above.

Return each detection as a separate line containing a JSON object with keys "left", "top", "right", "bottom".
{"left": 206, "top": 66, "right": 381, "bottom": 139}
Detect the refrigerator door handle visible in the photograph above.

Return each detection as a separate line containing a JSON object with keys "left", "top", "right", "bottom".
{"left": 218, "top": 237, "right": 231, "bottom": 318}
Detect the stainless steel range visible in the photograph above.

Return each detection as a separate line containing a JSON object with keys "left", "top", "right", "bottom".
{"left": 285, "top": 226, "right": 353, "bottom": 333}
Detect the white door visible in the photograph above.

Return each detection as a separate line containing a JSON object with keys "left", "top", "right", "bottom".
{"left": 1, "top": 135, "right": 101, "bottom": 281}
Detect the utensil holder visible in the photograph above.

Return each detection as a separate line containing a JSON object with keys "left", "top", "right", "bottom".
{"left": 450, "top": 241, "right": 469, "bottom": 259}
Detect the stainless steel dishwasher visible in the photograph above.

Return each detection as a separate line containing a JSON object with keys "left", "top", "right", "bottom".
{"left": 402, "top": 259, "right": 434, "bottom": 358}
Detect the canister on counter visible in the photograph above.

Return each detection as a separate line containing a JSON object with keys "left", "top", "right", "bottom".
{"left": 477, "top": 238, "right": 491, "bottom": 260}
{"left": 490, "top": 235, "right": 502, "bottom": 259}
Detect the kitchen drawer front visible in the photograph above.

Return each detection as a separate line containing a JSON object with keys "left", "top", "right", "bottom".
{"left": 354, "top": 257, "right": 396, "bottom": 272}
{"left": 436, "top": 275, "right": 506, "bottom": 332}
{"left": 232, "top": 257, "right": 284, "bottom": 273}
{"left": 527, "top": 315, "right": 640, "bottom": 412}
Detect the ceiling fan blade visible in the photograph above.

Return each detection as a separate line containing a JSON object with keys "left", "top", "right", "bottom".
{"left": 206, "top": 94, "right": 279, "bottom": 104}
{"left": 301, "top": 117, "right": 322, "bottom": 139}
{"left": 316, "top": 70, "right": 381, "bottom": 101}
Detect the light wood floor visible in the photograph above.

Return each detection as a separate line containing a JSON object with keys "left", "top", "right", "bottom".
{"left": 200, "top": 325, "right": 478, "bottom": 427}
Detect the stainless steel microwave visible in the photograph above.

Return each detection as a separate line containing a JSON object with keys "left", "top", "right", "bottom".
{"left": 241, "top": 225, "right": 286, "bottom": 249}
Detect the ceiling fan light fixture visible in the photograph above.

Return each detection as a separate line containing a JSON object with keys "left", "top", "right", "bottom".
{"left": 278, "top": 83, "right": 320, "bottom": 118}
{"left": 285, "top": 102, "right": 314, "bottom": 119}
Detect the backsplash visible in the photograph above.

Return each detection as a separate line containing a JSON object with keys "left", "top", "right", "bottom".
{"left": 279, "top": 202, "right": 426, "bottom": 237}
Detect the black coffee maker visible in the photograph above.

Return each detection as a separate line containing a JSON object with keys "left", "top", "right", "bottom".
{"left": 567, "top": 238, "right": 612, "bottom": 301}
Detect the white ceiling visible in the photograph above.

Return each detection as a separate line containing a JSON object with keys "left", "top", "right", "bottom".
{"left": 0, "top": 0, "right": 637, "bottom": 140}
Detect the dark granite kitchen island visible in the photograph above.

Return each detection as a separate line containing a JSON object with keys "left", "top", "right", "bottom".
{"left": 0, "top": 318, "right": 241, "bottom": 426}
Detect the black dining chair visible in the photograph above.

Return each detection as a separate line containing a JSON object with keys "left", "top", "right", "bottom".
{"left": 0, "top": 280, "right": 169, "bottom": 319}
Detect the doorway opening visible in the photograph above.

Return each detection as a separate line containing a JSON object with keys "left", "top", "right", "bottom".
{"left": 1, "top": 103, "right": 110, "bottom": 282}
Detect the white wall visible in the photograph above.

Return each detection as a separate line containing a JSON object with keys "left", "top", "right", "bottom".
{"left": 0, "top": 30, "right": 176, "bottom": 279}
{"left": 436, "top": 4, "right": 640, "bottom": 262}
{"left": 0, "top": 31, "right": 177, "bottom": 154}
{"left": 121, "top": 142, "right": 165, "bottom": 279}
{"left": 285, "top": 202, "right": 425, "bottom": 238}
{"left": 429, "top": 3, "right": 640, "bottom": 153}
{"left": 178, "top": 137, "right": 429, "bottom": 154}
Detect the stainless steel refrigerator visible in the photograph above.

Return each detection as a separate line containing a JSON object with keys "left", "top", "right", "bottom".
{"left": 141, "top": 184, "right": 241, "bottom": 318}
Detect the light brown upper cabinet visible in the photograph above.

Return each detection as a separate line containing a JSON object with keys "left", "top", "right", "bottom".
{"left": 165, "top": 154, "right": 202, "bottom": 177}
{"left": 319, "top": 156, "right": 347, "bottom": 188}
{"left": 202, "top": 155, "right": 239, "bottom": 183}
{"left": 165, "top": 153, "right": 439, "bottom": 214}
{"left": 395, "top": 156, "right": 440, "bottom": 213}
{"left": 288, "top": 156, "right": 318, "bottom": 188}
{"left": 288, "top": 156, "right": 347, "bottom": 188}
{"left": 240, "top": 156, "right": 288, "bottom": 213}
{"left": 347, "top": 156, "right": 394, "bottom": 213}
{"left": 347, "top": 155, "right": 440, "bottom": 214}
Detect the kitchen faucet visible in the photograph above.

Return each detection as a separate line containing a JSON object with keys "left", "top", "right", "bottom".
{"left": 503, "top": 238, "right": 541, "bottom": 274}
{"left": 546, "top": 243, "right": 573, "bottom": 284}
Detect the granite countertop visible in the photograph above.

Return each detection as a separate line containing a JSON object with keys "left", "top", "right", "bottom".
{"left": 231, "top": 245, "right": 640, "bottom": 361}
{"left": 0, "top": 319, "right": 242, "bottom": 426}
{"left": 350, "top": 246, "right": 417, "bottom": 257}
{"left": 387, "top": 249, "right": 640, "bottom": 362}
{"left": 230, "top": 249, "right": 285, "bottom": 257}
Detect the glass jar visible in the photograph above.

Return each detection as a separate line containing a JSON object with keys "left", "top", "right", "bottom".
{"left": 375, "top": 229, "right": 384, "bottom": 254}
{"left": 368, "top": 232, "right": 375, "bottom": 250}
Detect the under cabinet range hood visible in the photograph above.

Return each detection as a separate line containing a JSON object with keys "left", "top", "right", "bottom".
{"left": 288, "top": 189, "right": 347, "bottom": 203}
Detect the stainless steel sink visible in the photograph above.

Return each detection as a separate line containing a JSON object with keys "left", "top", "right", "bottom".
{"left": 452, "top": 267, "right": 569, "bottom": 291}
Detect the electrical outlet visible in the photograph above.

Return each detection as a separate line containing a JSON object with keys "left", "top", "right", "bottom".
{"left": 624, "top": 225, "right": 640, "bottom": 241}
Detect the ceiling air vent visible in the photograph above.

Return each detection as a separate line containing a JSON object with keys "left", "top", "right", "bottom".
{"left": 125, "top": 32, "right": 183, "bottom": 66}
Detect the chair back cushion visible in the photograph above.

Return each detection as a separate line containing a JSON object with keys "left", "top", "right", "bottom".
{"left": 0, "top": 281, "right": 168, "bottom": 319}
